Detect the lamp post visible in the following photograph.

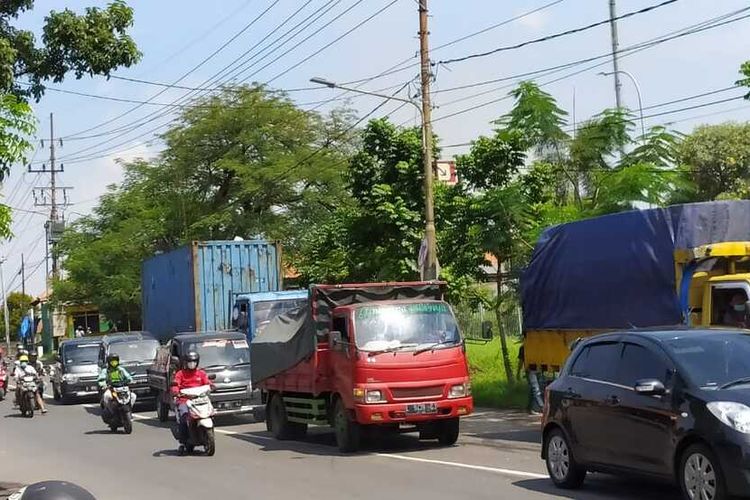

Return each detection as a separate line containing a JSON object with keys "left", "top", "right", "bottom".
{"left": 310, "top": 77, "right": 438, "bottom": 279}
{"left": 599, "top": 70, "right": 645, "bottom": 140}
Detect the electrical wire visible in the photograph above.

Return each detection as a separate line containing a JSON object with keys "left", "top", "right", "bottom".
{"left": 438, "top": 0, "right": 680, "bottom": 66}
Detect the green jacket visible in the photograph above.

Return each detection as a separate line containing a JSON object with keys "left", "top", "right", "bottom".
{"left": 97, "top": 366, "right": 134, "bottom": 388}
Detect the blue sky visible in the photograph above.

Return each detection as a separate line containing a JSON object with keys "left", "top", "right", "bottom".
{"left": 3, "top": 0, "right": 750, "bottom": 296}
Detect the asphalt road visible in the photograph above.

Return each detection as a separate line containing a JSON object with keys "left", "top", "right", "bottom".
{"left": 0, "top": 390, "right": 683, "bottom": 500}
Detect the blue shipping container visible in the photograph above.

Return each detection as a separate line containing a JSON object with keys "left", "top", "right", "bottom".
{"left": 142, "top": 240, "right": 282, "bottom": 341}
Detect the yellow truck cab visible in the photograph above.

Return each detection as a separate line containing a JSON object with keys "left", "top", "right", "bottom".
{"left": 521, "top": 202, "right": 750, "bottom": 372}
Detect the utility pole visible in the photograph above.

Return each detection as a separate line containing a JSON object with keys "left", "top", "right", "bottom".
{"left": 0, "top": 258, "right": 10, "bottom": 356}
{"left": 20, "top": 253, "right": 25, "bottom": 296}
{"left": 30, "top": 113, "right": 71, "bottom": 289}
{"left": 419, "top": 0, "right": 437, "bottom": 281}
{"left": 608, "top": 0, "right": 623, "bottom": 109}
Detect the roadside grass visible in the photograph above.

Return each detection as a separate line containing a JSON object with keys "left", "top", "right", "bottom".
{"left": 466, "top": 338, "right": 527, "bottom": 409}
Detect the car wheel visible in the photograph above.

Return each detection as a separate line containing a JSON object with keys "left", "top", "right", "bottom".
{"left": 680, "top": 444, "right": 727, "bottom": 500}
{"left": 545, "top": 428, "right": 586, "bottom": 489}
{"left": 156, "top": 392, "right": 170, "bottom": 422}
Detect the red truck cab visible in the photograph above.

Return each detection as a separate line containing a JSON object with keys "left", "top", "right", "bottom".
{"left": 257, "top": 282, "right": 473, "bottom": 452}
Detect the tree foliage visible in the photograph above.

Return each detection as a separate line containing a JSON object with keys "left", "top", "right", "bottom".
{"left": 7, "top": 291, "right": 33, "bottom": 342}
{"left": 54, "top": 86, "right": 351, "bottom": 322}
{"left": 1, "top": 0, "right": 141, "bottom": 100}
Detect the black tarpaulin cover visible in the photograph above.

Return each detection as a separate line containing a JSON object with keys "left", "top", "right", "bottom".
{"left": 250, "top": 283, "right": 445, "bottom": 384}
{"left": 521, "top": 201, "right": 750, "bottom": 330}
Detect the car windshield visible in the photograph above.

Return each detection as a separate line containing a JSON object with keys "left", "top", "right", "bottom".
{"left": 63, "top": 344, "right": 100, "bottom": 365}
{"left": 110, "top": 340, "right": 159, "bottom": 363}
{"left": 186, "top": 338, "right": 250, "bottom": 368}
{"left": 354, "top": 302, "right": 460, "bottom": 352}
{"left": 253, "top": 299, "right": 307, "bottom": 336}
{"left": 666, "top": 334, "right": 750, "bottom": 389}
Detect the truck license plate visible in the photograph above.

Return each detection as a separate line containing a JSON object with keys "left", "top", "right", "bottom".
{"left": 406, "top": 403, "right": 437, "bottom": 415}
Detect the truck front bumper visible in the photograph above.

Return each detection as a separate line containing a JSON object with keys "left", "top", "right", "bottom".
{"left": 210, "top": 391, "right": 264, "bottom": 419}
{"left": 353, "top": 397, "right": 473, "bottom": 424}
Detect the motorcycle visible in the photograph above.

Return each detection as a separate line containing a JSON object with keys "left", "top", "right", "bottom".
{"left": 0, "top": 363, "right": 8, "bottom": 401}
{"left": 18, "top": 374, "right": 38, "bottom": 418}
{"left": 103, "top": 385, "right": 134, "bottom": 434}
{"left": 171, "top": 385, "right": 216, "bottom": 456}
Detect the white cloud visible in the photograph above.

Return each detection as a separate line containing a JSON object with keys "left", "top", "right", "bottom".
{"left": 516, "top": 10, "right": 549, "bottom": 31}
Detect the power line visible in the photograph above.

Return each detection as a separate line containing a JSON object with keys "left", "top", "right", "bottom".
{"left": 60, "top": 0, "right": 281, "bottom": 141}
{"left": 438, "top": 0, "right": 680, "bottom": 66}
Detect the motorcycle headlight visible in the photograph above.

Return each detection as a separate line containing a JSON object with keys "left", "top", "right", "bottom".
{"left": 449, "top": 382, "right": 471, "bottom": 399}
{"left": 365, "top": 389, "right": 386, "bottom": 404}
{"left": 707, "top": 401, "right": 750, "bottom": 434}
{"left": 62, "top": 373, "right": 78, "bottom": 383}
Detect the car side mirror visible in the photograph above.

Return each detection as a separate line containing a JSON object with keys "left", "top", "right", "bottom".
{"left": 481, "top": 321, "right": 493, "bottom": 340}
{"left": 634, "top": 378, "right": 666, "bottom": 396}
{"left": 171, "top": 355, "right": 180, "bottom": 368}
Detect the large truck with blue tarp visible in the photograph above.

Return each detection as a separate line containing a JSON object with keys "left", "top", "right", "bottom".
{"left": 522, "top": 200, "right": 750, "bottom": 371}
{"left": 141, "top": 240, "right": 283, "bottom": 342}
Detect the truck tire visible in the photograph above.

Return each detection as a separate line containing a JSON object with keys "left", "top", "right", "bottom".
{"left": 157, "top": 391, "right": 170, "bottom": 422}
{"left": 437, "top": 418, "right": 460, "bottom": 446}
{"left": 333, "top": 398, "right": 361, "bottom": 453}
{"left": 268, "top": 393, "right": 295, "bottom": 440}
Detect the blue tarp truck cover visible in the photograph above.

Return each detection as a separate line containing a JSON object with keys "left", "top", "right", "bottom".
{"left": 521, "top": 201, "right": 750, "bottom": 330}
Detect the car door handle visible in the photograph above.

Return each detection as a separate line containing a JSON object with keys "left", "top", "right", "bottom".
{"left": 605, "top": 395, "right": 620, "bottom": 406}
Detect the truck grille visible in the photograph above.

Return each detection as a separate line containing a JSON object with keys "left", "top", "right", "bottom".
{"left": 390, "top": 386, "right": 444, "bottom": 400}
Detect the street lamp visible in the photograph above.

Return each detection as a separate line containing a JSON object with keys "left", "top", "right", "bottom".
{"left": 310, "top": 77, "right": 438, "bottom": 280}
{"left": 599, "top": 70, "right": 645, "bottom": 140}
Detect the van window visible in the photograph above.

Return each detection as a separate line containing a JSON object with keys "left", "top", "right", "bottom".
{"left": 569, "top": 343, "right": 621, "bottom": 382}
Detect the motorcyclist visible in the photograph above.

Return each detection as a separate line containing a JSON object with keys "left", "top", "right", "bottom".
{"left": 13, "top": 354, "right": 47, "bottom": 414}
{"left": 97, "top": 353, "right": 135, "bottom": 419}
{"left": 28, "top": 352, "right": 46, "bottom": 409}
{"left": 11, "top": 480, "right": 96, "bottom": 499}
{"left": 170, "top": 351, "right": 211, "bottom": 443}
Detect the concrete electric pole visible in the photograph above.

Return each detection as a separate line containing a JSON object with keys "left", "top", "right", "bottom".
{"left": 608, "top": 0, "right": 623, "bottom": 110}
{"left": 419, "top": 0, "right": 437, "bottom": 281}
{"left": 0, "top": 258, "right": 10, "bottom": 355}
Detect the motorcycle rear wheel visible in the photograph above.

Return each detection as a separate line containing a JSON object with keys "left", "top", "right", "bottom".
{"left": 204, "top": 427, "right": 216, "bottom": 456}
{"left": 25, "top": 394, "right": 34, "bottom": 418}
{"left": 0, "top": 387, "right": 5, "bottom": 401}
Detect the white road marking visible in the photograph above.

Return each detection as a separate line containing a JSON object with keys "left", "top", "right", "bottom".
{"left": 374, "top": 453, "right": 547, "bottom": 479}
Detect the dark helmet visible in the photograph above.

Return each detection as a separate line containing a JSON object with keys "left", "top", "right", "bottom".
{"left": 17, "top": 481, "right": 96, "bottom": 500}
{"left": 182, "top": 351, "right": 200, "bottom": 370}
{"left": 106, "top": 353, "right": 120, "bottom": 368}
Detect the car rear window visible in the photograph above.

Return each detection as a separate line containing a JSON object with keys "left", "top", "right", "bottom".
{"left": 569, "top": 342, "right": 621, "bottom": 382}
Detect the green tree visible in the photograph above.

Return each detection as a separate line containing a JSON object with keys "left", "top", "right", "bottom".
{"left": 7, "top": 291, "right": 33, "bottom": 342}
{"left": 675, "top": 123, "right": 750, "bottom": 201}
{"left": 1, "top": 0, "right": 141, "bottom": 100}
{"left": 54, "top": 86, "right": 352, "bottom": 321}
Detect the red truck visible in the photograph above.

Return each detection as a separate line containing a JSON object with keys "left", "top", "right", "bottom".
{"left": 250, "top": 282, "right": 473, "bottom": 452}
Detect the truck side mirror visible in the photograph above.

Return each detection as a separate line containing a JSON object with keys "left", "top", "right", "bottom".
{"left": 481, "top": 321, "right": 493, "bottom": 340}
{"left": 330, "top": 331, "right": 343, "bottom": 349}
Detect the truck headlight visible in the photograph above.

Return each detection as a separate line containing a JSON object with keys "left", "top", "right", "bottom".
{"left": 365, "top": 389, "right": 386, "bottom": 404}
{"left": 449, "top": 382, "right": 471, "bottom": 399}
{"left": 62, "top": 374, "right": 78, "bottom": 384}
{"left": 707, "top": 401, "right": 750, "bottom": 433}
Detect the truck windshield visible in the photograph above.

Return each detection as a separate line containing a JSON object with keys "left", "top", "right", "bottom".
{"left": 63, "top": 344, "right": 100, "bottom": 365}
{"left": 354, "top": 302, "right": 460, "bottom": 352}
{"left": 110, "top": 340, "right": 159, "bottom": 363}
{"left": 253, "top": 299, "right": 307, "bottom": 336}
{"left": 186, "top": 338, "right": 250, "bottom": 368}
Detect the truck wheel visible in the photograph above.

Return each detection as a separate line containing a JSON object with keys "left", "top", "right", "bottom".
{"left": 333, "top": 398, "right": 360, "bottom": 453}
{"left": 157, "top": 392, "right": 170, "bottom": 422}
{"left": 437, "top": 418, "right": 460, "bottom": 446}
{"left": 268, "top": 393, "right": 294, "bottom": 440}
